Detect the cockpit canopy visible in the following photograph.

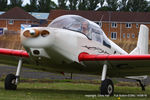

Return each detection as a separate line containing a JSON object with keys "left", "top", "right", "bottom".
{"left": 49, "top": 15, "right": 111, "bottom": 48}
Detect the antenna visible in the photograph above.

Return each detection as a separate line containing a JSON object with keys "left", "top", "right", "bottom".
{"left": 100, "top": 15, "right": 104, "bottom": 22}
{"left": 99, "top": 15, "right": 104, "bottom": 27}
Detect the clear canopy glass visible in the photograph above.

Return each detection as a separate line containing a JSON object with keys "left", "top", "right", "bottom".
{"left": 49, "top": 15, "right": 111, "bottom": 48}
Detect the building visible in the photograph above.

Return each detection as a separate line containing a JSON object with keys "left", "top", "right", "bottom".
{"left": 0, "top": 7, "right": 39, "bottom": 33}
{"left": 0, "top": 11, "right": 5, "bottom": 15}
{"left": 48, "top": 10, "right": 150, "bottom": 40}
{"left": 29, "top": 12, "right": 49, "bottom": 26}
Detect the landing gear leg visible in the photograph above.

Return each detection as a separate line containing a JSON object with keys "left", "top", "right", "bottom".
{"left": 5, "top": 58, "right": 23, "bottom": 90}
{"left": 137, "top": 80, "right": 145, "bottom": 91}
{"left": 100, "top": 63, "right": 114, "bottom": 96}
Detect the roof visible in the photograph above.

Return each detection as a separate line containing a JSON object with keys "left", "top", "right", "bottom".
{"left": 29, "top": 12, "right": 49, "bottom": 19}
{"left": 0, "top": 11, "right": 49, "bottom": 20}
{"left": 0, "top": 11, "right": 5, "bottom": 15}
{"left": 48, "top": 10, "right": 150, "bottom": 23}
{"left": 0, "top": 7, "right": 38, "bottom": 21}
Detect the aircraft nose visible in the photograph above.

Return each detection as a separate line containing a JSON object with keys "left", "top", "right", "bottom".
{"left": 22, "top": 28, "right": 50, "bottom": 38}
{"left": 30, "top": 48, "right": 50, "bottom": 58}
{"left": 21, "top": 27, "right": 54, "bottom": 48}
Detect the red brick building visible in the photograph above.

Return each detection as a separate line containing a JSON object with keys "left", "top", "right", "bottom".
{"left": 48, "top": 10, "right": 150, "bottom": 41}
{"left": 0, "top": 7, "right": 39, "bottom": 33}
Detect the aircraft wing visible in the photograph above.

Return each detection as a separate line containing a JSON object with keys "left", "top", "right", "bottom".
{"left": 78, "top": 52, "right": 150, "bottom": 76}
{"left": 0, "top": 48, "right": 29, "bottom": 58}
{"left": 78, "top": 52, "right": 150, "bottom": 61}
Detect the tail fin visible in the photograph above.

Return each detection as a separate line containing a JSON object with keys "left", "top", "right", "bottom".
{"left": 130, "top": 24, "right": 149, "bottom": 55}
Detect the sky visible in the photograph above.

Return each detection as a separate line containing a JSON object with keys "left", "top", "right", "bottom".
{"left": 8, "top": 0, "right": 58, "bottom": 5}
{"left": 23, "top": 0, "right": 58, "bottom": 5}
{"left": 8, "top": 0, "right": 150, "bottom": 6}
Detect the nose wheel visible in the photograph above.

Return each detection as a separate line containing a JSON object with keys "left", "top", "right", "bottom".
{"left": 5, "top": 74, "right": 17, "bottom": 90}
{"left": 4, "top": 58, "right": 23, "bottom": 90}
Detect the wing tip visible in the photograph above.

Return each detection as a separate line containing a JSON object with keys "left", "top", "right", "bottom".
{"left": 78, "top": 52, "right": 89, "bottom": 62}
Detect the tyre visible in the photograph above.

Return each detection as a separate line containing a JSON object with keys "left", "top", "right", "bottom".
{"left": 100, "top": 79, "right": 114, "bottom": 96}
{"left": 5, "top": 74, "right": 17, "bottom": 90}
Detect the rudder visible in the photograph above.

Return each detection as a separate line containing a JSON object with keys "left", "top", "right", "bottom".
{"left": 130, "top": 24, "right": 149, "bottom": 55}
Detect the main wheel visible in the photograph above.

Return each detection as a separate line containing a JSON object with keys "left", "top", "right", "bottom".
{"left": 100, "top": 79, "right": 114, "bottom": 96}
{"left": 5, "top": 74, "right": 17, "bottom": 90}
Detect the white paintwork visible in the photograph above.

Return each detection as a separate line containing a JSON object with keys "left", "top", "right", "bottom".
{"left": 16, "top": 59, "right": 22, "bottom": 76}
{"left": 20, "top": 15, "right": 150, "bottom": 77}
{"left": 101, "top": 63, "right": 107, "bottom": 81}
{"left": 15, "top": 58, "right": 23, "bottom": 84}
{"left": 130, "top": 25, "right": 149, "bottom": 55}
{"left": 126, "top": 75, "right": 148, "bottom": 80}
{"left": 30, "top": 48, "right": 50, "bottom": 58}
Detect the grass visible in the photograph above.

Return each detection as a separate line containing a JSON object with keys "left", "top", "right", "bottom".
{"left": 0, "top": 81, "right": 149, "bottom": 100}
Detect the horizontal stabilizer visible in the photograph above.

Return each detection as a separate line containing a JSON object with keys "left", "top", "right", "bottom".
{"left": 126, "top": 75, "right": 148, "bottom": 80}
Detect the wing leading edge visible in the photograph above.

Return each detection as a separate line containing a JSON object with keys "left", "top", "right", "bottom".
{"left": 78, "top": 52, "right": 150, "bottom": 62}
{"left": 0, "top": 48, "right": 29, "bottom": 57}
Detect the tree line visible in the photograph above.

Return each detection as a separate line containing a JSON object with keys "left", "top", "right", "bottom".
{"left": 0, "top": 0, "right": 150, "bottom": 12}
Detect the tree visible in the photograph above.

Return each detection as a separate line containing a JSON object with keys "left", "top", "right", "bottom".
{"left": 0, "top": 0, "right": 7, "bottom": 11}
{"left": 127, "top": 0, "right": 148, "bottom": 12}
{"left": 57, "top": 0, "right": 68, "bottom": 9}
{"left": 68, "top": 0, "right": 78, "bottom": 10}
{"left": 118, "top": 0, "right": 130, "bottom": 11}
{"left": 38, "top": 0, "right": 57, "bottom": 12}
{"left": 78, "top": 0, "right": 88, "bottom": 10}
{"left": 99, "top": 0, "right": 105, "bottom": 7}
{"left": 24, "top": 0, "right": 38, "bottom": 12}
{"left": 97, "top": 0, "right": 110, "bottom": 11}
{"left": 30, "top": 0, "right": 38, "bottom": 11}
{"left": 97, "top": 6, "right": 112, "bottom": 11}
{"left": 9, "top": 0, "right": 23, "bottom": 8}
{"left": 106, "top": 0, "right": 119, "bottom": 11}
{"left": 87, "top": 0, "right": 99, "bottom": 10}
{"left": 146, "top": 1, "right": 150, "bottom": 12}
{"left": 69, "top": 0, "right": 99, "bottom": 10}
{"left": 98, "top": 0, "right": 118, "bottom": 11}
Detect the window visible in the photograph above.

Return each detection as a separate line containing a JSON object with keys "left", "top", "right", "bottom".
{"left": 8, "top": 20, "right": 14, "bottom": 25}
{"left": 0, "top": 28, "right": 4, "bottom": 35}
{"left": 111, "top": 22, "right": 117, "bottom": 28}
{"left": 95, "top": 21, "right": 102, "bottom": 27}
{"left": 123, "top": 33, "right": 125, "bottom": 38}
{"left": 111, "top": 32, "right": 117, "bottom": 40}
{"left": 136, "top": 24, "right": 139, "bottom": 28}
{"left": 132, "top": 34, "right": 135, "bottom": 38}
{"left": 99, "top": 22, "right": 102, "bottom": 27}
{"left": 126, "top": 23, "right": 132, "bottom": 28}
{"left": 127, "top": 33, "right": 130, "bottom": 38}
{"left": 95, "top": 22, "right": 99, "bottom": 25}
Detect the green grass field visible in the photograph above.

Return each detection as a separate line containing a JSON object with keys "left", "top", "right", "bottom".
{"left": 0, "top": 81, "right": 149, "bottom": 100}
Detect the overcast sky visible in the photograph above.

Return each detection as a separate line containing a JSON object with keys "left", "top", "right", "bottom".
{"left": 7, "top": 0, "right": 58, "bottom": 5}
{"left": 8, "top": 0, "right": 150, "bottom": 6}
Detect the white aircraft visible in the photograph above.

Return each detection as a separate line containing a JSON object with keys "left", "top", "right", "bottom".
{"left": 0, "top": 15, "right": 150, "bottom": 96}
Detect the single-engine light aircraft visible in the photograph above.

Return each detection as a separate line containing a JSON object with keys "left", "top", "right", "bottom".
{"left": 0, "top": 15, "right": 150, "bottom": 96}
